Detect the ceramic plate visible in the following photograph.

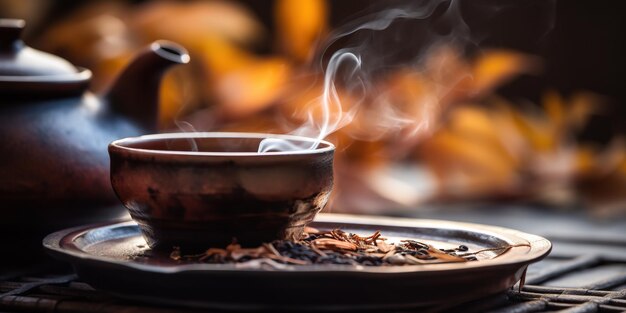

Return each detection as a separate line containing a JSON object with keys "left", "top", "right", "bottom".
{"left": 43, "top": 213, "right": 551, "bottom": 311}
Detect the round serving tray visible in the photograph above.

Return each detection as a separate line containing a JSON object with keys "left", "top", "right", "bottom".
{"left": 43, "top": 213, "right": 551, "bottom": 311}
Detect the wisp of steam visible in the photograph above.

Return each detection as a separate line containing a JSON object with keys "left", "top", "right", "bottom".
{"left": 257, "top": 0, "right": 466, "bottom": 153}
{"left": 255, "top": 0, "right": 556, "bottom": 153}
{"left": 257, "top": 50, "right": 363, "bottom": 152}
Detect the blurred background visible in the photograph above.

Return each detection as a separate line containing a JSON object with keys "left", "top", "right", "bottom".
{"left": 3, "top": 0, "right": 625, "bottom": 219}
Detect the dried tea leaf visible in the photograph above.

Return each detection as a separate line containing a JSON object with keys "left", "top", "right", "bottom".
{"left": 263, "top": 243, "right": 281, "bottom": 257}
{"left": 405, "top": 254, "right": 430, "bottom": 265}
{"left": 312, "top": 238, "right": 358, "bottom": 251}
{"left": 266, "top": 254, "right": 310, "bottom": 265}
{"left": 427, "top": 246, "right": 467, "bottom": 263}
{"left": 376, "top": 240, "right": 395, "bottom": 253}
{"left": 230, "top": 246, "right": 267, "bottom": 261}
{"left": 386, "top": 254, "right": 407, "bottom": 265}
{"left": 309, "top": 242, "right": 328, "bottom": 257}
{"left": 382, "top": 249, "right": 397, "bottom": 260}
{"left": 457, "top": 244, "right": 531, "bottom": 258}
{"left": 304, "top": 226, "right": 320, "bottom": 235}
{"left": 351, "top": 230, "right": 383, "bottom": 245}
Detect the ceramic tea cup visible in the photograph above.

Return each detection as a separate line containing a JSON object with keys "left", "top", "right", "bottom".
{"left": 108, "top": 132, "right": 334, "bottom": 251}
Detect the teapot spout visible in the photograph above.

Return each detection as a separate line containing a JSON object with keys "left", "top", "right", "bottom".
{"left": 106, "top": 40, "right": 189, "bottom": 131}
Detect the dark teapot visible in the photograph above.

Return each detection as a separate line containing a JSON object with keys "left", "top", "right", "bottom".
{"left": 0, "top": 19, "right": 189, "bottom": 232}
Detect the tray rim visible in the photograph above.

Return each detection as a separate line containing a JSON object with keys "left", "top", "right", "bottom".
{"left": 43, "top": 213, "right": 551, "bottom": 275}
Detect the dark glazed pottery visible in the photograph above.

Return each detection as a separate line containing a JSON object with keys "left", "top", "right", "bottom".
{"left": 108, "top": 133, "right": 335, "bottom": 250}
{"left": 0, "top": 19, "right": 189, "bottom": 232}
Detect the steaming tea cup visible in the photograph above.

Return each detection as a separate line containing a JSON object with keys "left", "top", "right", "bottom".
{"left": 108, "top": 132, "right": 334, "bottom": 251}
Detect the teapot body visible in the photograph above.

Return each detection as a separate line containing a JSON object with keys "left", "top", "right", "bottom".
{"left": 0, "top": 19, "right": 189, "bottom": 234}
{"left": 0, "top": 94, "right": 144, "bottom": 229}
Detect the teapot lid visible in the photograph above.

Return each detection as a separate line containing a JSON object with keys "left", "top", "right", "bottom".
{"left": 0, "top": 19, "right": 91, "bottom": 97}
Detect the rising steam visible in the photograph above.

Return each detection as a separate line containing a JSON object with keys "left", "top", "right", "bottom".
{"left": 258, "top": 50, "right": 363, "bottom": 152}
{"left": 258, "top": 0, "right": 467, "bottom": 152}
{"left": 254, "top": 0, "right": 557, "bottom": 153}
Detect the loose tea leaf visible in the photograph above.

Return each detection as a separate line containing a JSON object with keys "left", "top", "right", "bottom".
{"left": 170, "top": 228, "right": 518, "bottom": 267}
{"left": 311, "top": 238, "right": 358, "bottom": 251}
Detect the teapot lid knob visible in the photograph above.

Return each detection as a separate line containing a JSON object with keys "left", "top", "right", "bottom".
{"left": 0, "top": 19, "right": 25, "bottom": 51}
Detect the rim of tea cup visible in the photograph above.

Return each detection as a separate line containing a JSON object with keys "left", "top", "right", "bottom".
{"left": 109, "top": 132, "right": 335, "bottom": 158}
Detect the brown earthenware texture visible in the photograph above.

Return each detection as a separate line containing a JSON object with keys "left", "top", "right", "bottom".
{"left": 110, "top": 147, "right": 334, "bottom": 251}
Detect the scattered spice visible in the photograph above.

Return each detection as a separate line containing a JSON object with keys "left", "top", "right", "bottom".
{"left": 169, "top": 227, "right": 522, "bottom": 266}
